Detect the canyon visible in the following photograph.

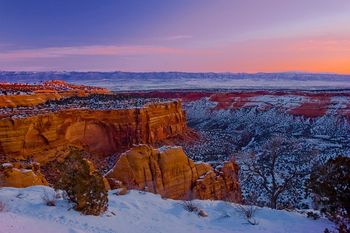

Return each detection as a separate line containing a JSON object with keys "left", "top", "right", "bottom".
{"left": 0, "top": 81, "right": 188, "bottom": 163}
{"left": 0, "top": 100, "right": 186, "bottom": 163}
{"left": 0, "top": 80, "right": 242, "bottom": 202}
{"left": 124, "top": 90, "right": 350, "bottom": 118}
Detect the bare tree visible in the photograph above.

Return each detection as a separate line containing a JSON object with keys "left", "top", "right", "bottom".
{"left": 236, "top": 136, "right": 318, "bottom": 209}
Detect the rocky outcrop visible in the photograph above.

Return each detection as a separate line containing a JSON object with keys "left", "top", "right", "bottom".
{"left": 0, "top": 92, "right": 63, "bottom": 108}
{"left": 105, "top": 145, "right": 241, "bottom": 202}
{"left": 0, "top": 162, "right": 48, "bottom": 188}
{"left": 0, "top": 91, "right": 107, "bottom": 108}
{"left": 192, "top": 162, "right": 241, "bottom": 201}
{"left": 0, "top": 80, "right": 110, "bottom": 108}
{"left": 0, "top": 101, "right": 187, "bottom": 163}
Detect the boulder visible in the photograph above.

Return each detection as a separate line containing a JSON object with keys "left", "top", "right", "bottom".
{"left": 0, "top": 162, "right": 48, "bottom": 188}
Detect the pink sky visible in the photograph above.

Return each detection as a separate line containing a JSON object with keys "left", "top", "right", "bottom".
{"left": 0, "top": 0, "right": 349, "bottom": 73}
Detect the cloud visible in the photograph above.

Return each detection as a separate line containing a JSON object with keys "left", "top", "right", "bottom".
{"left": 1, "top": 36, "right": 348, "bottom": 74}
{"left": 0, "top": 45, "right": 186, "bottom": 60}
{"left": 162, "top": 35, "right": 193, "bottom": 41}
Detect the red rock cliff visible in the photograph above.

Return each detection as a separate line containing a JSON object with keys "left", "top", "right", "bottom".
{"left": 0, "top": 80, "right": 110, "bottom": 108}
{"left": 0, "top": 100, "right": 186, "bottom": 163}
{"left": 105, "top": 145, "right": 242, "bottom": 202}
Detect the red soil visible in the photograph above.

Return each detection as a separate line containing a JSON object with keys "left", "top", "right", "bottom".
{"left": 288, "top": 96, "right": 331, "bottom": 118}
{"left": 128, "top": 90, "right": 350, "bottom": 118}
{"left": 209, "top": 92, "right": 266, "bottom": 110}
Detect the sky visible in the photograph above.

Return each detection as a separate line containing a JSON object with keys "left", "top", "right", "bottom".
{"left": 0, "top": 0, "right": 349, "bottom": 73}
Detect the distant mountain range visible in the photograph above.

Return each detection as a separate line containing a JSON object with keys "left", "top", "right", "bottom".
{"left": 0, "top": 71, "right": 349, "bottom": 90}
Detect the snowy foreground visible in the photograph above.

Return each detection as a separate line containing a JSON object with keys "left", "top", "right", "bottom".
{"left": 0, "top": 186, "right": 332, "bottom": 233}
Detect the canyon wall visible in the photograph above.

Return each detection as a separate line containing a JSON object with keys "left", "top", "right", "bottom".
{"left": 0, "top": 92, "right": 63, "bottom": 108}
{"left": 0, "top": 100, "right": 186, "bottom": 163}
{"left": 105, "top": 145, "right": 242, "bottom": 202}
{"left": 0, "top": 90, "right": 110, "bottom": 108}
{"left": 0, "top": 80, "right": 110, "bottom": 108}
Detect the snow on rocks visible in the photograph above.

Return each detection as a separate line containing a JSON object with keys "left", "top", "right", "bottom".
{"left": 1, "top": 163, "right": 13, "bottom": 168}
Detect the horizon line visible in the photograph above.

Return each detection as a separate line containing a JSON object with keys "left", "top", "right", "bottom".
{"left": 1, "top": 70, "right": 350, "bottom": 76}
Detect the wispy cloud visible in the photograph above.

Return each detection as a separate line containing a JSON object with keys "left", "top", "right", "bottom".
{"left": 152, "top": 35, "right": 193, "bottom": 42}
{"left": 163, "top": 35, "right": 193, "bottom": 41}
{"left": 0, "top": 45, "right": 186, "bottom": 60}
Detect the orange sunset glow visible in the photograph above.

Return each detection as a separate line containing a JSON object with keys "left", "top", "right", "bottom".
{"left": 0, "top": 0, "right": 349, "bottom": 73}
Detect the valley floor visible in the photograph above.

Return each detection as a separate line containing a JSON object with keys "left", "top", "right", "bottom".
{"left": 0, "top": 186, "right": 332, "bottom": 233}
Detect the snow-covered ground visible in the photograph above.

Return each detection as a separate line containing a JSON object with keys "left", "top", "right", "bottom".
{"left": 1, "top": 71, "right": 350, "bottom": 91}
{"left": 245, "top": 95, "right": 307, "bottom": 109}
{"left": 0, "top": 186, "right": 332, "bottom": 233}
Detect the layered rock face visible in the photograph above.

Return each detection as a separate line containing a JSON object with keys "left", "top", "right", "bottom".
{"left": 0, "top": 92, "right": 64, "bottom": 108}
{"left": 105, "top": 145, "right": 242, "bottom": 202}
{"left": 0, "top": 101, "right": 186, "bottom": 163}
{"left": 0, "top": 80, "right": 110, "bottom": 108}
{"left": 0, "top": 162, "right": 48, "bottom": 188}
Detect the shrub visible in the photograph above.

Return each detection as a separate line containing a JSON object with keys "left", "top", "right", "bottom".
{"left": 324, "top": 210, "right": 350, "bottom": 233}
{"left": 307, "top": 157, "right": 350, "bottom": 217}
{"left": 235, "top": 204, "right": 259, "bottom": 225}
{"left": 306, "top": 211, "right": 320, "bottom": 220}
{"left": 307, "top": 156, "right": 350, "bottom": 233}
{"left": 182, "top": 200, "right": 199, "bottom": 213}
{"left": 54, "top": 147, "right": 108, "bottom": 216}
{"left": 182, "top": 200, "right": 208, "bottom": 217}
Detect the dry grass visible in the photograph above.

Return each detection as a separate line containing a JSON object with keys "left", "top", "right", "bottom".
{"left": 182, "top": 200, "right": 199, "bottom": 212}
{"left": 182, "top": 200, "right": 208, "bottom": 217}
{"left": 236, "top": 204, "right": 259, "bottom": 225}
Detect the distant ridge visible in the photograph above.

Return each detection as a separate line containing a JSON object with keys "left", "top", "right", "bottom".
{"left": 1, "top": 71, "right": 349, "bottom": 91}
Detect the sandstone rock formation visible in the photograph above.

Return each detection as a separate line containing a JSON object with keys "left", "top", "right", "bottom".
{"left": 105, "top": 145, "right": 242, "bottom": 202}
{"left": 0, "top": 101, "right": 186, "bottom": 163}
{"left": 0, "top": 92, "right": 64, "bottom": 108}
{"left": 0, "top": 162, "right": 48, "bottom": 188}
{"left": 0, "top": 80, "right": 110, "bottom": 108}
{"left": 192, "top": 162, "right": 241, "bottom": 201}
